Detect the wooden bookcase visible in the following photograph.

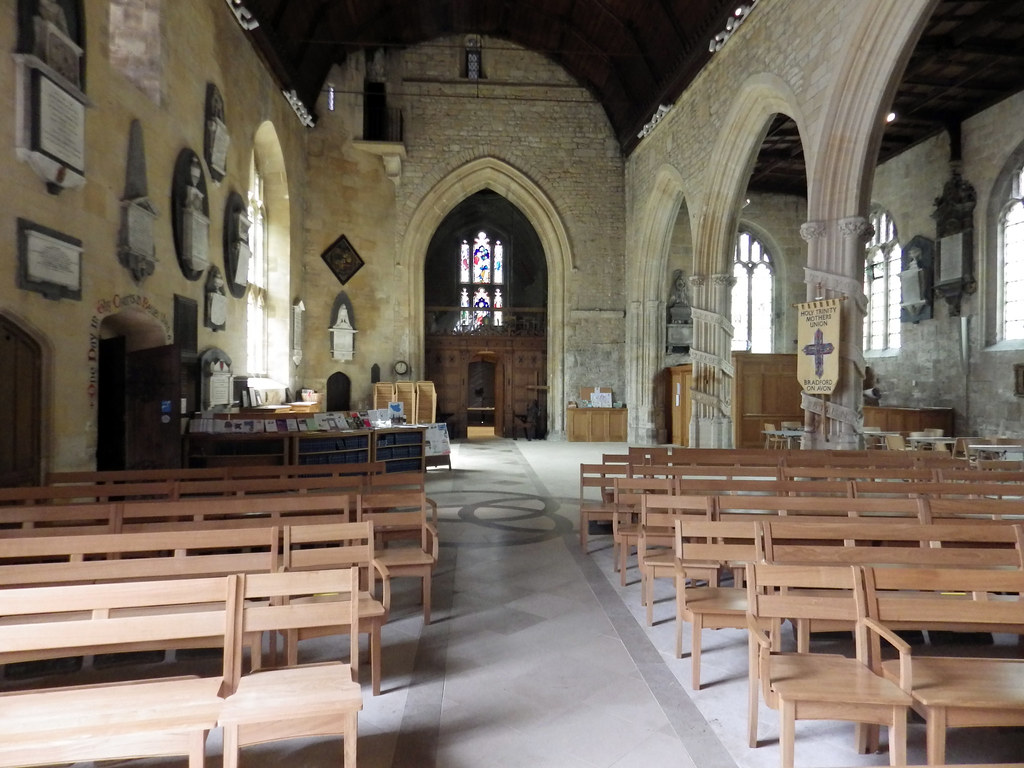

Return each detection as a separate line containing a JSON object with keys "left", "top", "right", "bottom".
{"left": 182, "top": 433, "right": 290, "bottom": 467}
{"left": 293, "top": 431, "right": 371, "bottom": 467}
{"left": 566, "top": 408, "right": 628, "bottom": 442}
{"left": 370, "top": 427, "right": 426, "bottom": 472}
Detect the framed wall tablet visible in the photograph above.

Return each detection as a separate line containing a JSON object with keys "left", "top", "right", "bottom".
{"left": 17, "top": 217, "right": 82, "bottom": 300}
{"left": 171, "top": 148, "right": 210, "bottom": 280}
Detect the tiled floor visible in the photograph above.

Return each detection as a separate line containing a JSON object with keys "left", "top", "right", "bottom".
{"left": 5, "top": 437, "right": 1024, "bottom": 767}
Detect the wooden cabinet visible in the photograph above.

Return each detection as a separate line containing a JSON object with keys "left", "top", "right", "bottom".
{"left": 732, "top": 353, "right": 804, "bottom": 449}
{"left": 566, "top": 408, "right": 628, "bottom": 442}
{"left": 183, "top": 433, "right": 290, "bottom": 467}
{"left": 863, "top": 406, "right": 954, "bottom": 436}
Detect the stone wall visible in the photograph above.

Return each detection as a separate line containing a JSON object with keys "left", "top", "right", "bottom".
{"left": 0, "top": 0, "right": 309, "bottom": 469}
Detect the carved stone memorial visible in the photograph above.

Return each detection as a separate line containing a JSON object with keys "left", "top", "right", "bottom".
{"left": 172, "top": 149, "right": 210, "bottom": 280}
{"left": 118, "top": 119, "right": 159, "bottom": 283}
{"left": 222, "top": 190, "right": 250, "bottom": 298}
{"left": 204, "top": 82, "right": 229, "bottom": 183}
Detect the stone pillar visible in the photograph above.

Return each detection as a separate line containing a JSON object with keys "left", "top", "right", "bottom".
{"left": 800, "top": 217, "right": 871, "bottom": 450}
{"left": 626, "top": 297, "right": 662, "bottom": 445}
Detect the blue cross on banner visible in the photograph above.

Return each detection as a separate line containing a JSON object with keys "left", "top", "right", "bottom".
{"left": 802, "top": 328, "right": 835, "bottom": 377}
{"left": 796, "top": 299, "right": 841, "bottom": 394}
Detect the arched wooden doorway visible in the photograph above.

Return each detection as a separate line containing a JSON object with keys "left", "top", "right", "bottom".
{"left": 0, "top": 316, "right": 42, "bottom": 485}
{"left": 96, "top": 310, "right": 180, "bottom": 470}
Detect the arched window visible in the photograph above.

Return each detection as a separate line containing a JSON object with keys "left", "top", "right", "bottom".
{"left": 731, "top": 230, "right": 774, "bottom": 352}
{"left": 458, "top": 231, "right": 505, "bottom": 330}
{"left": 1000, "top": 165, "right": 1024, "bottom": 341}
{"left": 246, "top": 155, "right": 268, "bottom": 374}
{"left": 863, "top": 206, "right": 901, "bottom": 351}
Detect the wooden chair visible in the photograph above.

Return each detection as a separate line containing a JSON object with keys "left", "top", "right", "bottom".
{"left": 282, "top": 521, "right": 389, "bottom": 695}
{"left": 578, "top": 462, "right": 627, "bottom": 553}
{"left": 862, "top": 565, "right": 1024, "bottom": 766}
{"left": 611, "top": 475, "right": 676, "bottom": 586}
{"left": 745, "top": 562, "right": 912, "bottom": 768}
{"left": 636, "top": 493, "right": 716, "bottom": 625}
{"left": 763, "top": 423, "right": 785, "bottom": 450}
{"left": 884, "top": 433, "right": 910, "bottom": 451}
{"left": 673, "top": 518, "right": 763, "bottom": 689}
{"left": 357, "top": 490, "right": 438, "bottom": 623}
{"left": 220, "top": 569, "right": 362, "bottom": 768}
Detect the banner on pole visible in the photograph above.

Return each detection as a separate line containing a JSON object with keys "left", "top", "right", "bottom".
{"left": 796, "top": 299, "right": 841, "bottom": 394}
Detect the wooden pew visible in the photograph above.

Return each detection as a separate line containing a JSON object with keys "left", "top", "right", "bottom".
{"left": 119, "top": 491, "right": 354, "bottom": 531}
{"left": 0, "top": 527, "right": 280, "bottom": 596}
{"left": 611, "top": 475, "right": 677, "bottom": 585}
{"left": 851, "top": 479, "right": 1024, "bottom": 500}
{"left": 0, "top": 479, "right": 179, "bottom": 506}
{"left": 715, "top": 494, "right": 927, "bottom": 522}
{"left": 862, "top": 565, "right": 1024, "bottom": 766}
{"left": 0, "top": 575, "right": 238, "bottom": 768}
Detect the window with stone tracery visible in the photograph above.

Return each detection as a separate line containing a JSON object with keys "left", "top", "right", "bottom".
{"left": 731, "top": 230, "right": 774, "bottom": 352}
{"left": 246, "top": 154, "right": 268, "bottom": 374}
{"left": 1000, "top": 165, "right": 1024, "bottom": 341}
{"left": 458, "top": 231, "right": 504, "bottom": 329}
{"left": 863, "top": 206, "right": 901, "bottom": 352}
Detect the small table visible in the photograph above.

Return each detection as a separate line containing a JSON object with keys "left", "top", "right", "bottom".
{"left": 968, "top": 444, "right": 1024, "bottom": 461}
{"left": 763, "top": 429, "right": 803, "bottom": 449}
{"left": 907, "top": 436, "right": 957, "bottom": 452}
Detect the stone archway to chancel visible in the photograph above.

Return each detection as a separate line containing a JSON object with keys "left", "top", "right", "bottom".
{"left": 400, "top": 156, "right": 572, "bottom": 439}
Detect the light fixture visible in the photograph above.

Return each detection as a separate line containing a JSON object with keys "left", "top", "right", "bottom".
{"left": 223, "top": 0, "right": 259, "bottom": 30}
{"left": 709, "top": 2, "right": 758, "bottom": 53}
{"left": 886, "top": 111, "right": 897, "bottom": 123}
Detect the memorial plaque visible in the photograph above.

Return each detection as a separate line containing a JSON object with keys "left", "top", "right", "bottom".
{"left": 17, "top": 218, "right": 81, "bottom": 301}
{"left": 33, "top": 71, "right": 85, "bottom": 173}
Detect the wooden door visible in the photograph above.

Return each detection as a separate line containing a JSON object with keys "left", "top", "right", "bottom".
{"left": 668, "top": 365, "right": 692, "bottom": 446}
{"left": 0, "top": 317, "right": 41, "bottom": 486}
{"left": 125, "top": 344, "right": 181, "bottom": 469}
{"left": 732, "top": 353, "right": 802, "bottom": 449}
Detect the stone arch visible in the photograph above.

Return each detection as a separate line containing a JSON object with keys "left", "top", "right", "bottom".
{"left": 697, "top": 73, "right": 808, "bottom": 278}
{"left": 799, "top": 0, "right": 936, "bottom": 447}
{"left": 627, "top": 163, "right": 689, "bottom": 443}
{"left": 252, "top": 120, "right": 292, "bottom": 385}
{"left": 689, "top": 73, "right": 808, "bottom": 446}
{"left": 400, "top": 156, "right": 572, "bottom": 438}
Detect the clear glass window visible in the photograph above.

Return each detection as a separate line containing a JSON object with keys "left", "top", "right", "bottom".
{"left": 731, "top": 230, "right": 774, "bottom": 352}
{"left": 863, "top": 207, "right": 902, "bottom": 351}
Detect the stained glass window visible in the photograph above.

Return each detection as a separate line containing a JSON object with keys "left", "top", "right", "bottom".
{"left": 457, "top": 229, "right": 506, "bottom": 329}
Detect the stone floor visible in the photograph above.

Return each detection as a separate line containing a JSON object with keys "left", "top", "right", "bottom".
{"left": 5, "top": 436, "right": 1024, "bottom": 767}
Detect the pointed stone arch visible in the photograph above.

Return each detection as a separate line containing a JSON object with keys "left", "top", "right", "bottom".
{"left": 627, "top": 163, "right": 688, "bottom": 443}
{"left": 400, "top": 157, "right": 572, "bottom": 438}
{"left": 800, "top": 0, "right": 936, "bottom": 448}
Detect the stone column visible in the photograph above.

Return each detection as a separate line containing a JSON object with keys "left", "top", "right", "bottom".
{"left": 800, "top": 217, "right": 871, "bottom": 450}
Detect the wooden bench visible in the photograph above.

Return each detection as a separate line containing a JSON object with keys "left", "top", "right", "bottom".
{"left": 863, "top": 565, "right": 1024, "bottom": 765}
{"left": 0, "top": 570, "right": 364, "bottom": 768}
{"left": 0, "top": 526, "right": 280, "bottom": 597}
{"left": 0, "top": 575, "right": 238, "bottom": 768}
{"left": 851, "top": 479, "right": 1024, "bottom": 500}
{"left": 715, "top": 494, "right": 927, "bottom": 522}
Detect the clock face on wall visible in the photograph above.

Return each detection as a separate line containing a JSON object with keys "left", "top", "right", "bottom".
{"left": 393, "top": 360, "right": 409, "bottom": 376}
